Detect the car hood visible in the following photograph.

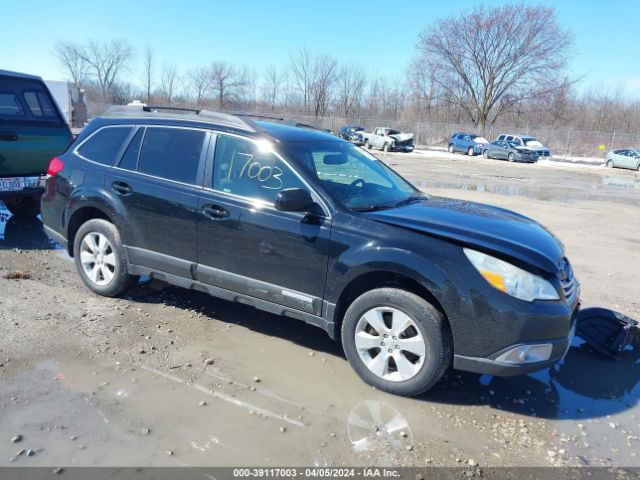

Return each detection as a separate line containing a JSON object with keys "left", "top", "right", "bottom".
{"left": 365, "top": 197, "right": 564, "bottom": 273}
{"left": 389, "top": 133, "right": 414, "bottom": 142}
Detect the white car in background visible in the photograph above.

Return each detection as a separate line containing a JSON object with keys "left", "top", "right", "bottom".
{"left": 605, "top": 148, "right": 640, "bottom": 170}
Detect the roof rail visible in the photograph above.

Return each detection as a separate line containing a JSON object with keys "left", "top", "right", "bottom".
{"left": 103, "top": 103, "right": 256, "bottom": 132}
{"left": 233, "top": 112, "right": 285, "bottom": 121}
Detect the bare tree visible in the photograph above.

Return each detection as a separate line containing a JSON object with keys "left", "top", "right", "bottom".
{"left": 159, "top": 63, "right": 179, "bottom": 104}
{"left": 263, "top": 65, "right": 285, "bottom": 111}
{"left": 78, "top": 39, "right": 134, "bottom": 101}
{"left": 209, "top": 61, "right": 246, "bottom": 110}
{"left": 142, "top": 46, "right": 154, "bottom": 103}
{"left": 290, "top": 48, "right": 337, "bottom": 117}
{"left": 336, "top": 65, "right": 366, "bottom": 118}
{"left": 186, "top": 67, "right": 212, "bottom": 107}
{"left": 413, "top": 3, "right": 574, "bottom": 128}
{"left": 53, "top": 40, "right": 90, "bottom": 87}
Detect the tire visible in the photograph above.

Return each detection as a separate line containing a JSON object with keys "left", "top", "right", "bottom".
{"left": 73, "top": 219, "right": 137, "bottom": 297}
{"left": 483, "top": 150, "right": 490, "bottom": 159}
{"left": 467, "top": 147, "right": 474, "bottom": 156}
{"left": 606, "top": 159, "right": 614, "bottom": 168}
{"left": 5, "top": 196, "right": 40, "bottom": 218}
{"left": 341, "top": 288, "right": 452, "bottom": 397}
{"left": 383, "top": 143, "right": 391, "bottom": 153}
{"left": 508, "top": 153, "right": 515, "bottom": 162}
{"left": 364, "top": 140, "right": 370, "bottom": 149}
{"left": 448, "top": 144, "right": 454, "bottom": 153}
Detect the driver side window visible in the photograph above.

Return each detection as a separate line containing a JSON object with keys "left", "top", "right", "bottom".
{"left": 213, "top": 134, "right": 306, "bottom": 204}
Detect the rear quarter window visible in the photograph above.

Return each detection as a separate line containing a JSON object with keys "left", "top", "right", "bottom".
{"left": 77, "top": 126, "right": 132, "bottom": 165}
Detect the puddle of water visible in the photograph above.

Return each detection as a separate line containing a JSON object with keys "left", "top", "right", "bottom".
{"left": 417, "top": 179, "right": 640, "bottom": 206}
{"left": 0, "top": 204, "right": 59, "bottom": 251}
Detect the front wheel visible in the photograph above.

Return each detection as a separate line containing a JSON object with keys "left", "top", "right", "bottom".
{"left": 5, "top": 196, "right": 41, "bottom": 218}
{"left": 467, "top": 147, "right": 474, "bottom": 156}
{"left": 364, "top": 140, "right": 370, "bottom": 149}
{"left": 73, "top": 219, "right": 137, "bottom": 297}
{"left": 508, "top": 153, "right": 515, "bottom": 162}
{"left": 448, "top": 144, "right": 454, "bottom": 153}
{"left": 341, "top": 288, "right": 452, "bottom": 397}
{"left": 383, "top": 143, "right": 391, "bottom": 152}
{"left": 606, "top": 159, "right": 614, "bottom": 168}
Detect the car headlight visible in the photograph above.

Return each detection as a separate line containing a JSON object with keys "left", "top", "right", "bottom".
{"left": 463, "top": 248, "right": 559, "bottom": 302}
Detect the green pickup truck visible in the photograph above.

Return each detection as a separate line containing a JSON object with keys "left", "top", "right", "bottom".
{"left": 0, "top": 70, "right": 72, "bottom": 218}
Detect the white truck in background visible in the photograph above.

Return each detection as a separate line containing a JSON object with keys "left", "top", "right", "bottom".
{"left": 44, "top": 80, "right": 87, "bottom": 128}
{"left": 362, "top": 127, "right": 414, "bottom": 153}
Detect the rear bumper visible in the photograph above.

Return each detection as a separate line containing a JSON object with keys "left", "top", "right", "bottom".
{"left": 0, "top": 176, "right": 46, "bottom": 200}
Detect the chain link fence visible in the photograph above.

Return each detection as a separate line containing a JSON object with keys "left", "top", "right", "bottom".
{"left": 282, "top": 113, "right": 640, "bottom": 160}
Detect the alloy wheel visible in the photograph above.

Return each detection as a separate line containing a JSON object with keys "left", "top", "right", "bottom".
{"left": 354, "top": 307, "right": 425, "bottom": 382}
{"left": 80, "top": 232, "right": 116, "bottom": 286}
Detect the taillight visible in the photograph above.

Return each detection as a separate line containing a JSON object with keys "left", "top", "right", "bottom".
{"left": 47, "top": 157, "right": 64, "bottom": 176}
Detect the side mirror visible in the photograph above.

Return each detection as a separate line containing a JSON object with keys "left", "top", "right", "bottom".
{"left": 275, "top": 188, "right": 313, "bottom": 213}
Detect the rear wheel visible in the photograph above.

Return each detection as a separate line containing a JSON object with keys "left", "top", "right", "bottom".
{"left": 483, "top": 150, "right": 490, "bottom": 159}
{"left": 448, "top": 144, "right": 454, "bottom": 153}
{"left": 341, "top": 288, "right": 451, "bottom": 397}
{"left": 73, "top": 219, "right": 137, "bottom": 297}
{"left": 5, "top": 196, "right": 40, "bottom": 218}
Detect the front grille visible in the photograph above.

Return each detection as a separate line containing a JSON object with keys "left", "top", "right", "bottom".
{"left": 396, "top": 139, "right": 413, "bottom": 147}
{"left": 558, "top": 257, "right": 578, "bottom": 303}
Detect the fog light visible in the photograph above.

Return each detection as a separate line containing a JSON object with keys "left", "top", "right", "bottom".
{"left": 495, "top": 344, "right": 553, "bottom": 364}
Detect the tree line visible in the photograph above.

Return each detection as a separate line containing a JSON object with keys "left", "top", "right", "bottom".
{"left": 53, "top": 3, "right": 640, "bottom": 134}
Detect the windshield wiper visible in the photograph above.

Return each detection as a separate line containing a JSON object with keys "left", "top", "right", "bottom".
{"left": 351, "top": 204, "right": 395, "bottom": 212}
{"left": 394, "top": 195, "right": 427, "bottom": 207}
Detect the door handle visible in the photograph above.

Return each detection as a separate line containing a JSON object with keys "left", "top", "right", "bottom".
{"left": 111, "top": 181, "right": 132, "bottom": 195}
{"left": 0, "top": 131, "right": 18, "bottom": 141}
{"left": 201, "top": 204, "right": 229, "bottom": 220}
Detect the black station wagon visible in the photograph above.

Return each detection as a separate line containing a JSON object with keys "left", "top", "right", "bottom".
{"left": 42, "top": 105, "right": 580, "bottom": 396}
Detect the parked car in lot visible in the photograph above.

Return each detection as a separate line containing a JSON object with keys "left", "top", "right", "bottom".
{"left": 448, "top": 132, "right": 488, "bottom": 156}
{"left": 605, "top": 148, "right": 640, "bottom": 170}
{"left": 338, "top": 124, "right": 365, "bottom": 145}
{"left": 497, "top": 134, "right": 551, "bottom": 157}
{"left": 362, "top": 127, "right": 414, "bottom": 152}
{"left": 42, "top": 104, "right": 579, "bottom": 396}
{"left": 0, "top": 70, "right": 73, "bottom": 217}
{"left": 483, "top": 140, "right": 539, "bottom": 163}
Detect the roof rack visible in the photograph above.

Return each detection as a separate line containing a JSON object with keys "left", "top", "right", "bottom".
{"left": 103, "top": 103, "right": 256, "bottom": 132}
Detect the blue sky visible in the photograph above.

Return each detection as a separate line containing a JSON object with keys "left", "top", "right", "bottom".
{"left": 0, "top": 0, "right": 637, "bottom": 95}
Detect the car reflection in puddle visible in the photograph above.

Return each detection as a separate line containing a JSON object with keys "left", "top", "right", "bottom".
{"left": 0, "top": 204, "right": 58, "bottom": 250}
{"left": 347, "top": 400, "right": 413, "bottom": 455}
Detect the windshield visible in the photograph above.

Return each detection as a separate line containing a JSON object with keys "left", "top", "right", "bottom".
{"left": 280, "top": 141, "right": 421, "bottom": 211}
{"left": 523, "top": 138, "right": 543, "bottom": 147}
{"left": 387, "top": 129, "right": 401, "bottom": 135}
{"left": 473, "top": 136, "right": 488, "bottom": 144}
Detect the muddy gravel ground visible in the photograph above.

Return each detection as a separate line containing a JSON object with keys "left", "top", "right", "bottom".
{"left": 0, "top": 153, "right": 638, "bottom": 469}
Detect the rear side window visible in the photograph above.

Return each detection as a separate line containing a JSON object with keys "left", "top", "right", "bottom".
{"left": 137, "top": 127, "right": 206, "bottom": 184}
{"left": 77, "top": 127, "right": 132, "bottom": 165}
{"left": 24, "top": 91, "right": 56, "bottom": 117}
{"left": 0, "top": 93, "right": 24, "bottom": 116}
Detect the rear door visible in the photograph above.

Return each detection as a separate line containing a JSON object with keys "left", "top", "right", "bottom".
{"left": 0, "top": 75, "right": 71, "bottom": 177}
{"left": 105, "top": 125, "right": 209, "bottom": 278}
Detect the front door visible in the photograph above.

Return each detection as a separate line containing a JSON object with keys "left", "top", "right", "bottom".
{"left": 196, "top": 133, "right": 331, "bottom": 316}
{"left": 106, "top": 126, "right": 209, "bottom": 278}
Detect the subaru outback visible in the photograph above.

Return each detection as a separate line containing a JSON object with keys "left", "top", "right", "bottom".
{"left": 41, "top": 105, "right": 580, "bottom": 396}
